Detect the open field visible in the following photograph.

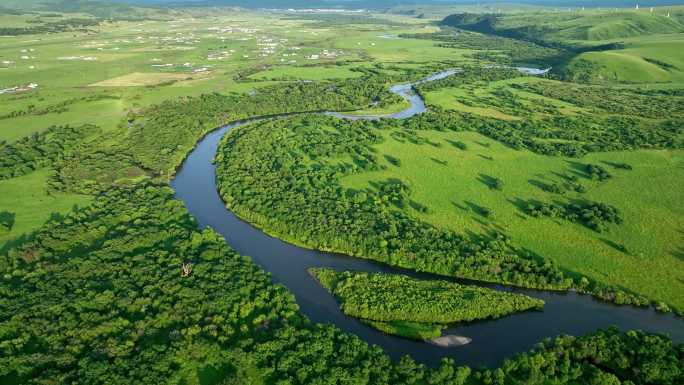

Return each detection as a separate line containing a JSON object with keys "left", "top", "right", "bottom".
{"left": 89, "top": 71, "right": 204, "bottom": 87}
{"left": 342, "top": 129, "right": 684, "bottom": 310}
{"left": 442, "top": 8, "right": 684, "bottom": 43}
{"left": 334, "top": 30, "right": 471, "bottom": 62}
{"left": 424, "top": 87, "right": 521, "bottom": 120}
{"left": 563, "top": 33, "right": 684, "bottom": 84}
{"left": 0, "top": 169, "right": 91, "bottom": 248}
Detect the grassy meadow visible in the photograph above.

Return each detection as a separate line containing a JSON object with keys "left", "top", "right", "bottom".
{"left": 562, "top": 33, "right": 684, "bottom": 84}
{"left": 0, "top": 169, "right": 91, "bottom": 248}
{"left": 342, "top": 128, "right": 684, "bottom": 309}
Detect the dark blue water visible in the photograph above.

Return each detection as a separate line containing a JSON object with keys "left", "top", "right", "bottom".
{"left": 170, "top": 71, "right": 683, "bottom": 367}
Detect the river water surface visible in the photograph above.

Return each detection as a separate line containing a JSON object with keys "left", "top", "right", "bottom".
{"left": 171, "top": 70, "right": 683, "bottom": 367}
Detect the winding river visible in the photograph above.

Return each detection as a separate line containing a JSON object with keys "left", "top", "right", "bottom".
{"left": 170, "top": 70, "right": 683, "bottom": 368}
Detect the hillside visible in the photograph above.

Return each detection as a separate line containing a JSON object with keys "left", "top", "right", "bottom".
{"left": 560, "top": 34, "right": 684, "bottom": 83}
{"left": 442, "top": 9, "right": 684, "bottom": 45}
{"left": 442, "top": 8, "right": 684, "bottom": 84}
{"left": 0, "top": 0, "right": 168, "bottom": 20}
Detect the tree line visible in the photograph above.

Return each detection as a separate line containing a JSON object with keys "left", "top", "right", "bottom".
{"left": 0, "top": 17, "right": 101, "bottom": 36}
{"left": 400, "top": 30, "right": 562, "bottom": 66}
{"left": 0, "top": 124, "right": 97, "bottom": 180}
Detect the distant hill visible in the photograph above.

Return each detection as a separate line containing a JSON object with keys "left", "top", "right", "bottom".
{"left": 441, "top": 8, "right": 684, "bottom": 84}
{"left": 441, "top": 9, "right": 684, "bottom": 44}
{"left": 1, "top": 0, "right": 174, "bottom": 20}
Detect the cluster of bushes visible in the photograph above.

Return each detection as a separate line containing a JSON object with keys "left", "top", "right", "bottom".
{"left": 542, "top": 178, "right": 586, "bottom": 194}
{"left": 50, "top": 149, "right": 152, "bottom": 194}
{"left": 526, "top": 200, "right": 623, "bottom": 232}
{"left": 0, "top": 211, "right": 14, "bottom": 233}
{"left": 585, "top": 163, "right": 612, "bottom": 181}
{"left": 311, "top": 268, "right": 544, "bottom": 340}
{"left": 419, "top": 107, "right": 683, "bottom": 157}
{"left": 0, "top": 124, "right": 96, "bottom": 180}
{"left": 558, "top": 58, "right": 609, "bottom": 83}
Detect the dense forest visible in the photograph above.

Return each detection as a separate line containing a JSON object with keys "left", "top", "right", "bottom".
{"left": 311, "top": 268, "right": 544, "bottom": 340}
{"left": 1, "top": 184, "right": 681, "bottom": 384}
{"left": 476, "top": 327, "right": 683, "bottom": 385}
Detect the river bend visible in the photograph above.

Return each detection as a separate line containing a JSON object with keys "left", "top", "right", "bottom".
{"left": 171, "top": 70, "right": 683, "bottom": 367}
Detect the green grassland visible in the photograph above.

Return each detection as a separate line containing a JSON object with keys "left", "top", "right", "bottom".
{"left": 333, "top": 29, "right": 471, "bottom": 62}
{"left": 424, "top": 87, "right": 522, "bottom": 120}
{"left": 341, "top": 128, "right": 684, "bottom": 310}
{"left": 504, "top": 10, "right": 683, "bottom": 42}
{"left": 562, "top": 33, "right": 684, "bottom": 84}
{"left": 0, "top": 169, "right": 91, "bottom": 248}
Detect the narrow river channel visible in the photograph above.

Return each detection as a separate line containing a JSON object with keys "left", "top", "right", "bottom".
{"left": 171, "top": 70, "right": 683, "bottom": 367}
